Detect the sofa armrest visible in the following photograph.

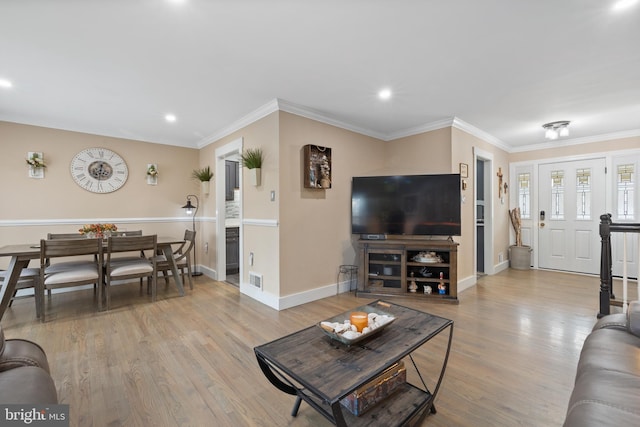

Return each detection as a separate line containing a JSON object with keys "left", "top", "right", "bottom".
{"left": 592, "top": 313, "right": 627, "bottom": 331}
{"left": 628, "top": 301, "right": 640, "bottom": 337}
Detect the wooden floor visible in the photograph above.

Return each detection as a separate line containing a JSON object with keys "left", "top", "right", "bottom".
{"left": 1, "top": 269, "right": 629, "bottom": 427}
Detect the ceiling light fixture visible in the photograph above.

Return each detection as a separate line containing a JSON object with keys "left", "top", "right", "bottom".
{"left": 378, "top": 88, "right": 392, "bottom": 100}
{"left": 165, "top": 114, "right": 177, "bottom": 123}
{"left": 0, "top": 78, "right": 13, "bottom": 88}
{"left": 613, "top": 0, "right": 638, "bottom": 11}
{"left": 542, "top": 121, "right": 571, "bottom": 140}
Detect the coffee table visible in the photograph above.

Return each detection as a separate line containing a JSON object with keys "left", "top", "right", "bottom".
{"left": 254, "top": 300, "right": 454, "bottom": 426}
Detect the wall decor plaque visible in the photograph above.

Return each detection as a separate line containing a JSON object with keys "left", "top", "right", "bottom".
{"left": 303, "top": 144, "right": 332, "bottom": 189}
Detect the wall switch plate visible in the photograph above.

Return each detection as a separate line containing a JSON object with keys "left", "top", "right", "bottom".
{"left": 270, "top": 191, "right": 275, "bottom": 201}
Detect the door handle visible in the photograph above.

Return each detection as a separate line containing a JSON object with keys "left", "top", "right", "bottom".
{"left": 540, "top": 222, "right": 545, "bottom": 228}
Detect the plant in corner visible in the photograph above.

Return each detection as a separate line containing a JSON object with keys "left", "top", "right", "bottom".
{"left": 191, "top": 166, "right": 214, "bottom": 182}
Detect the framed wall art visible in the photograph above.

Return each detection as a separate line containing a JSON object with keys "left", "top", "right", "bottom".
{"left": 304, "top": 144, "right": 332, "bottom": 189}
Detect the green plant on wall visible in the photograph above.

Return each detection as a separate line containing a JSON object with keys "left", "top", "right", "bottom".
{"left": 191, "top": 166, "right": 213, "bottom": 182}
{"left": 240, "top": 148, "right": 264, "bottom": 169}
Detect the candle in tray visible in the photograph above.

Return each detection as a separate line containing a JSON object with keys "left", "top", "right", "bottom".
{"left": 350, "top": 312, "right": 368, "bottom": 332}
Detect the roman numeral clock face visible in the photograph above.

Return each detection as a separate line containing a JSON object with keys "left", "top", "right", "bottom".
{"left": 70, "top": 148, "right": 128, "bottom": 193}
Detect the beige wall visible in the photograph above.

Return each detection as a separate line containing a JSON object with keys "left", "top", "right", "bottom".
{"left": 278, "top": 112, "right": 386, "bottom": 296}
{"left": 0, "top": 121, "right": 199, "bottom": 267}
{"left": 384, "top": 127, "right": 452, "bottom": 174}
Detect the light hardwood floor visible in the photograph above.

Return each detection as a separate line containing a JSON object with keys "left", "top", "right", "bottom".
{"left": 1, "top": 269, "right": 629, "bottom": 427}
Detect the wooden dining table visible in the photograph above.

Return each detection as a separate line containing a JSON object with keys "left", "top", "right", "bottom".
{"left": 0, "top": 236, "right": 187, "bottom": 322}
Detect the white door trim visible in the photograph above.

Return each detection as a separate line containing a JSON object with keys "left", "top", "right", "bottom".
{"left": 474, "top": 147, "right": 495, "bottom": 274}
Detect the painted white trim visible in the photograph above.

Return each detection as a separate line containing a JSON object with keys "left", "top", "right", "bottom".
{"left": 277, "top": 99, "right": 388, "bottom": 141}
{"left": 495, "top": 259, "right": 510, "bottom": 273}
{"left": 385, "top": 117, "right": 454, "bottom": 141}
{"left": 510, "top": 129, "right": 640, "bottom": 153}
{"left": 457, "top": 274, "right": 477, "bottom": 294}
{"left": 452, "top": 117, "right": 511, "bottom": 152}
{"left": 277, "top": 282, "right": 341, "bottom": 311}
{"left": 240, "top": 281, "right": 280, "bottom": 310}
{"left": 198, "top": 100, "right": 279, "bottom": 148}
{"left": 0, "top": 217, "right": 196, "bottom": 227}
{"left": 242, "top": 218, "right": 279, "bottom": 227}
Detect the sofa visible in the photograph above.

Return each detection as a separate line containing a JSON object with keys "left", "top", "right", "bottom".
{"left": 0, "top": 326, "right": 57, "bottom": 403}
{"left": 563, "top": 300, "right": 640, "bottom": 426}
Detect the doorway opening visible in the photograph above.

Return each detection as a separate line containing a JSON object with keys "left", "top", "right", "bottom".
{"left": 216, "top": 138, "right": 243, "bottom": 287}
{"left": 474, "top": 148, "right": 494, "bottom": 275}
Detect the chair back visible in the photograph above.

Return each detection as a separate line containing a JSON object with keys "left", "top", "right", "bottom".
{"left": 47, "top": 233, "right": 85, "bottom": 240}
{"left": 106, "top": 235, "right": 157, "bottom": 260}
{"left": 181, "top": 230, "right": 196, "bottom": 257}
{"left": 40, "top": 238, "right": 103, "bottom": 263}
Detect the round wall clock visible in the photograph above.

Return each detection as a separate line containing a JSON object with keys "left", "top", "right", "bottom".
{"left": 70, "top": 147, "right": 128, "bottom": 193}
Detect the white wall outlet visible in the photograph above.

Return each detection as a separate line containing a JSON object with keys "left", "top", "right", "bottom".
{"left": 205, "top": 242, "right": 209, "bottom": 253}
{"left": 249, "top": 252, "right": 254, "bottom": 266}
{"left": 498, "top": 252, "right": 504, "bottom": 262}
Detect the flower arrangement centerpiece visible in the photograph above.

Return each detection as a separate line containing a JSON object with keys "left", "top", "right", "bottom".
{"left": 79, "top": 223, "right": 118, "bottom": 238}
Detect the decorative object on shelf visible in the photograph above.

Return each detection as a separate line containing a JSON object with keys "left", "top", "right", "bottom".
{"left": 509, "top": 207, "right": 532, "bottom": 270}
{"left": 78, "top": 223, "right": 118, "bottom": 239}
{"left": 459, "top": 162, "right": 468, "bottom": 178}
{"left": 438, "top": 282, "right": 446, "bottom": 295}
{"left": 413, "top": 252, "right": 442, "bottom": 263}
{"left": 191, "top": 166, "right": 214, "bottom": 195}
{"left": 70, "top": 147, "right": 128, "bottom": 193}
{"left": 26, "top": 152, "right": 46, "bottom": 179}
{"left": 182, "top": 194, "right": 203, "bottom": 276}
{"left": 424, "top": 285, "right": 432, "bottom": 294}
{"left": 240, "top": 148, "right": 264, "bottom": 186}
{"left": 408, "top": 272, "right": 417, "bottom": 293}
{"left": 146, "top": 163, "right": 158, "bottom": 185}
{"left": 303, "top": 144, "right": 332, "bottom": 189}
{"left": 542, "top": 120, "right": 570, "bottom": 140}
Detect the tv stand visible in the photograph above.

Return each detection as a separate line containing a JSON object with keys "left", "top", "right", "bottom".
{"left": 357, "top": 238, "right": 458, "bottom": 303}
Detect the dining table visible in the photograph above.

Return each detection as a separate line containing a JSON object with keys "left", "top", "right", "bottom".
{"left": 0, "top": 235, "right": 187, "bottom": 322}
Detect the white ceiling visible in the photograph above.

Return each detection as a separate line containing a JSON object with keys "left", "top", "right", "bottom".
{"left": 1, "top": 0, "right": 639, "bottom": 151}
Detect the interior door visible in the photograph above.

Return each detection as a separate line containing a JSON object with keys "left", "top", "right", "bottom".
{"left": 538, "top": 158, "right": 606, "bottom": 274}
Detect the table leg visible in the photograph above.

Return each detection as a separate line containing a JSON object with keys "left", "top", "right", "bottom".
{"left": 0, "top": 257, "right": 30, "bottom": 322}
{"left": 160, "top": 244, "right": 185, "bottom": 296}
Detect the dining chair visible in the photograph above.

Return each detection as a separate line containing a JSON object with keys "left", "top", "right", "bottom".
{"left": 155, "top": 230, "right": 196, "bottom": 291}
{"left": 39, "top": 238, "right": 104, "bottom": 322}
{"left": 0, "top": 268, "right": 42, "bottom": 319}
{"left": 104, "top": 235, "right": 157, "bottom": 310}
{"left": 44, "top": 232, "right": 97, "bottom": 299}
{"left": 111, "top": 230, "right": 143, "bottom": 236}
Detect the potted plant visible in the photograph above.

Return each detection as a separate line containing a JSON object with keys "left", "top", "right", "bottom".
{"left": 240, "top": 148, "right": 264, "bottom": 186}
{"left": 191, "top": 166, "right": 214, "bottom": 195}
{"left": 509, "top": 207, "right": 532, "bottom": 270}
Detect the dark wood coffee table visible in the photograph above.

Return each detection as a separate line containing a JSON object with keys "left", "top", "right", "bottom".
{"left": 254, "top": 300, "right": 454, "bottom": 426}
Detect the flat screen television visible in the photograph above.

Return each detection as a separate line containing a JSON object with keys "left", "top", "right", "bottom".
{"left": 351, "top": 174, "right": 461, "bottom": 237}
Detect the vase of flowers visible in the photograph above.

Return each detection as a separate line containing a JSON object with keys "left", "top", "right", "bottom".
{"left": 79, "top": 223, "right": 118, "bottom": 239}
{"left": 26, "top": 152, "right": 46, "bottom": 179}
{"left": 147, "top": 164, "right": 158, "bottom": 185}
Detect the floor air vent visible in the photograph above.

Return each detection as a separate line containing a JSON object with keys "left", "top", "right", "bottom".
{"left": 249, "top": 272, "right": 263, "bottom": 289}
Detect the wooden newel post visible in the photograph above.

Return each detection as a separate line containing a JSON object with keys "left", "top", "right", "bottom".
{"left": 598, "top": 213, "right": 612, "bottom": 318}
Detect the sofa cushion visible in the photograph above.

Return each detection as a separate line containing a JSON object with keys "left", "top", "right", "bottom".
{"left": 0, "top": 339, "right": 50, "bottom": 374}
{"left": 564, "top": 368, "right": 640, "bottom": 426}
{"left": 0, "top": 366, "right": 57, "bottom": 404}
{"left": 628, "top": 301, "right": 640, "bottom": 337}
{"left": 575, "top": 328, "right": 640, "bottom": 379}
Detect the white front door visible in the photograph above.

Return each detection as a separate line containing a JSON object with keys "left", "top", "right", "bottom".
{"left": 538, "top": 158, "right": 606, "bottom": 274}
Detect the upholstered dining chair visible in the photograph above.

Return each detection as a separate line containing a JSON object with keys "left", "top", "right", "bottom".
{"left": 104, "top": 235, "right": 157, "bottom": 310}
{"left": 155, "top": 229, "right": 196, "bottom": 291}
{"left": 39, "top": 238, "right": 104, "bottom": 322}
{"left": 0, "top": 268, "right": 42, "bottom": 318}
{"left": 45, "top": 232, "right": 97, "bottom": 299}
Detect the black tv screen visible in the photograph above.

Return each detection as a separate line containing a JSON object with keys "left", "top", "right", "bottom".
{"left": 351, "top": 174, "right": 461, "bottom": 236}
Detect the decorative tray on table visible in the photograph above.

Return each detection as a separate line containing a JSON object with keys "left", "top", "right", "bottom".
{"left": 318, "top": 303, "right": 396, "bottom": 345}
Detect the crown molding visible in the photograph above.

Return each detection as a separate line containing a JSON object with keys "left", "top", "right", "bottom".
{"left": 510, "top": 128, "right": 640, "bottom": 153}
{"left": 384, "top": 117, "right": 455, "bottom": 141}
{"left": 276, "top": 99, "right": 389, "bottom": 140}
{"left": 196, "top": 99, "right": 280, "bottom": 148}
{"left": 451, "top": 117, "right": 511, "bottom": 152}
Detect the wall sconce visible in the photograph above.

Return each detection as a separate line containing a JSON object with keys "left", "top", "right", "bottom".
{"left": 26, "top": 152, "right": 46, "bottom": 179}
{"left": 146, "top": 164, "right": 158, "bottom": 185}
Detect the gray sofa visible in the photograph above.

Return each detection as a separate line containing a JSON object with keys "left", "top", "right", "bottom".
{"left": 564, "top": 300, "right": 640, "bottom": 426}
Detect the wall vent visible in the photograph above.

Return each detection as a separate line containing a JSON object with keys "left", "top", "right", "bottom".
{"left": 249, "top": 271, "right": 263, "bottom": 290}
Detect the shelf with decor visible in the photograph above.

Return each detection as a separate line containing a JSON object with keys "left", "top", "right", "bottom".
{"left": 357, "top": 238, "right": 458, "bottom": 303}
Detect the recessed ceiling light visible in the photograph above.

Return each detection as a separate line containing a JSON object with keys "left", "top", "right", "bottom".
{"left": 165, "top": 114, "right": 177, "bottom": 123}
{"left": 613, "top": 0, "right": 638, "bottom": 11}
{"left": 0, "top": 78, "right": 13, "bottom": 88}
{"left": 378, "top": 88, "right": 392, "bottom": 100}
